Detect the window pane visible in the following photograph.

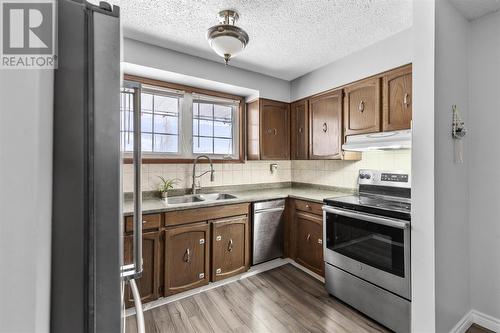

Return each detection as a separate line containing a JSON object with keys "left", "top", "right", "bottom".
{"left": 155, "top": 95, "right": 178, "bottom": 114}
{"left": 154, "top": 114, "right": 178, "bottom": 134}
{"left": 214, "top": 120, "right": 232, "bottom": 138}
{"left": 193, "top": 136, "right": 213, "bottom": 154}
{"left": 141, "top": 133, "right": 153, "bottom": 152}
{"left": 214, "top": 104, "right": 232, "bottom": 121}
{"left": 214, "top": 138, "right": 232, "bottom": 155}
{"left": 141, "top": 112, "right": 153, "bottom": 132}
{"left": 198, "top": 119, "right": 213, "bottom": 136}
{"left": 193, "top": 119, "right": 198, "bottom": 136}
{"left": 141, "top": 93, "right": 153, "bottom": 112}
{"left": 120, "top": 111, "right": 134, "bottom": 132}
{"left": 154, "top": 134, "right": 178, "bottom": 153}
{"left": 198, "top": 103, "right": 213, "bottom": 118}
{"left": 120, "top": 131, "right": 134, "bottom": 152}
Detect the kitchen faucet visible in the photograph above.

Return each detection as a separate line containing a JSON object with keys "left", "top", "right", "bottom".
{"left": 191, "top": 155, "right": 215, "bottom": 194}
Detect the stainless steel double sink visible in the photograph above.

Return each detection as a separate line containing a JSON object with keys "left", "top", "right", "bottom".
{"left": 165, "top": 193, "right": 238, "bottom": 205}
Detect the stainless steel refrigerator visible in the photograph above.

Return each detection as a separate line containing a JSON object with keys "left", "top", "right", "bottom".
{"left": 52, "top": 1, "right": 144, "bottom": 332}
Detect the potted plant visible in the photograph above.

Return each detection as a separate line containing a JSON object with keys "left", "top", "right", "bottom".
{"left": 158, "top": 176, "right": 179, "bottom": 200}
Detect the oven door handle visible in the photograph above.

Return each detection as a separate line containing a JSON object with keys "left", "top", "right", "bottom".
{"left": 322, "top": 206, "right": 410, "bottom": 229}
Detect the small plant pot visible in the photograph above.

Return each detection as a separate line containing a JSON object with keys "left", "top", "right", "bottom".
{"left": 160, "top": 191, "right": 168, "bottom": 200}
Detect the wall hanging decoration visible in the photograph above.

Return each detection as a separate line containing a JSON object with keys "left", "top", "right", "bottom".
{"left": 452, "top": 104, "right": 467, "bottom": 164}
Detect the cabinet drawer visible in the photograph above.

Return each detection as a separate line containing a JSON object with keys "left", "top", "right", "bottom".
{"left": 164, "top": 203, "right": 249, "bottom": 227}
{"left": 294, "top": 200, "right": 323, "bottom": 216}
{"left": 125, "top": 213, "right": 161, "bottom": 233}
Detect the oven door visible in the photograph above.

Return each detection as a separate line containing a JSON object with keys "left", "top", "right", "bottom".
{"left": 323, "top": 206, "right": 411, "bottom": 300}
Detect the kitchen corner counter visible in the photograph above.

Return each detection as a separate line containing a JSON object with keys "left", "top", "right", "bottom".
{"left": 123, "top": 184, "right": 353, "bottom": 216}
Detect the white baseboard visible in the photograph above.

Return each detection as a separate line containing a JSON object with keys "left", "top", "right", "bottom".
{"left": 451, "top": 310, "right": 474, "bottom": 333}
{"left": 125, "top": 258, "right": 325, "bottom": 317}
{"left": 451, "top": 309, "right": 500, "bottom": 333}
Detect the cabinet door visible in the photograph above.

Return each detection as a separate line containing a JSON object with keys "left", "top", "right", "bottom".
{"left": 290, "top": 100, "right": 309, "bottom": 160}
{"left": 124, "top": 231, "right": 160, "bottom": 308}
{"left": 344, "top": 78, "right": 381, "bottom": 135}
{"left": 164, "top": 223, "right": 210, "bottom": 296}
{"left": 383, "top": 65, "right": 412, "bottom": 131}
{"left": 246, "top": 100, "right": 260, "bottom": 160}
{"left": 211, "top": 215, "right": 249, "bottom": 281}
{"left": 309, "top": 90, "right": 342, "bottom": 159}
{"left": 260, "top": 99, "right": 290, "bottom": 160}
{"left": 295, "top": 212, "right": 324, "bottom": 276}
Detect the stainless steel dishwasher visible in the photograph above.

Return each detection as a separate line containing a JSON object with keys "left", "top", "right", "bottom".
{"left": 252, "top": 199, "right": 285, "bottom": 265}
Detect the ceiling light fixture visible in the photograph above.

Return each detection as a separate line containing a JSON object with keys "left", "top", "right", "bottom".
{"left": 206, "top": 10, "right": 249, "bottom": 65}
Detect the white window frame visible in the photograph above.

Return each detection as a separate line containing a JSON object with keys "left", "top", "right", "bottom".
{"left": 122, "top": 83, "right": 240, "bottom": 160}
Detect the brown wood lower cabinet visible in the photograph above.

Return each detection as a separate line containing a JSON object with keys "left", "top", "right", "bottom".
{"left": 291, "top": 203, "right": 324, "bottom": 276}
{"left": 210, "top": 215, "right": 250, "bottom": 281}
{"left": 164, "top": 222, "right": 210, "bottom": 296}
{"left": 124, "top": 231, "right": 160, "bottom": 308}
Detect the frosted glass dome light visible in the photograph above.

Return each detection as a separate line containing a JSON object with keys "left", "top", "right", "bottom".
{"left": 207, "top": 10, "right": 249, "bottom": 65}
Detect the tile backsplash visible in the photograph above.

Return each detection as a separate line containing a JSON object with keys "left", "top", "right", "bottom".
{"left": 292, "top": 150, "right": 411, "bottom": 189}
{"left": 122, "top": 150, "right": 411, "bottom": 193}
{"left": 122, "top": 160, "right": 292, "bottom": 192}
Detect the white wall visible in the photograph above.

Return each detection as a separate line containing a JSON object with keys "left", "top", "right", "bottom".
{"left": 468, "top": 10, "right": 500, "bottom": 321}
{"left": 434, "top": 1, "right": 471, "bottom": 331}
{"left": 0, "top": 71, "right": 53, "bottom": 332}
{"left": 290, "top": 28, "right": 413, "bottom": 101}
{"left": 412, "top": 0, "right": 436, "bottom": 331}
{"left": 123, "top": 38, "right": 291, "bottom": 102}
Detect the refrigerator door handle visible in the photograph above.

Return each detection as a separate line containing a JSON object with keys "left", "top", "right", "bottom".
{"left": 132, "top": 85, "right": 143, "bottom": 277}
{"left": 120, "top": 83, "right": 145, "bottom": 333}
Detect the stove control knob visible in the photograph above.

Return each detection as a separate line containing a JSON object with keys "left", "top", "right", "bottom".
{"left": 360, "top": 174, "right": 366, "bottom": 179}
{"left": 365, "top": 174, "right": 371, "bottom": 179}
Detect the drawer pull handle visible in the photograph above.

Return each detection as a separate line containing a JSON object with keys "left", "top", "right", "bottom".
{"left": 216, "top": 235, "right": 222, "bottom": 241}
{"left": 273, "top": 128, "right": 278, "bottom": 135}
{"left": 403, "top": 93, "right": 411, "bottom": 107}
{"left": 142, "top": 220, "right": 147, "bottom": 224}
{"left": 216, "top": 268, "right": 222, "bottom": 274}
{"left": 322, "top": 122, "right": 328, "bottom": 133}
{"left": 305, "top": 204, "right": 311, "bottom": 209}
{"left": 184, "top": 249, "right": 191, "bottom": 263}
{"left": 318, "top": 239, "right": 323, "bottom": 245}
{"left": 199, "top": 238, "right": 205, "bottom": 245}
{"left": 358, "top": 100, "right": 365, "bottom": 113}
{"left": 228, "top": 239, "right": 233, "bottom": 252}
{"left": 306, "top": 234, "right": 311, "bottom": 242}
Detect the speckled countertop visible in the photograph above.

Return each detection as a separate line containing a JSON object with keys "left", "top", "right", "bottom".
{"left": 123, "top": 183, "right": 354, "bottom": 215}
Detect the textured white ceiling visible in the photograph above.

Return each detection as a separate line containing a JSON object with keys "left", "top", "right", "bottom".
{"left": 113, "top": 0, "right": 412, "bottom": 80}
{"left": 449, "top": 0, "right": 500, "bottom": 20}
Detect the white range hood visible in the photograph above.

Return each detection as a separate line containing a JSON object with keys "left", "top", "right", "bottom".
{"left": 342, "top": 129, "right": 411, "bottom": 151}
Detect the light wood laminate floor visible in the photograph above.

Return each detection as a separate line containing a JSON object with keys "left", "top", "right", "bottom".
{"left": 125, "top": 264, "right": 391, "bottom": 333}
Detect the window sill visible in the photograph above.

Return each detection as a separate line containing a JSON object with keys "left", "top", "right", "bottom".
{"left": 123, "top": 157, "right": 245, "bottom": 164}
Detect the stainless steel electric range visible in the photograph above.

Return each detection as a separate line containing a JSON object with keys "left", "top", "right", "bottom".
{"left": 322, "top": 169, "right": 411, "bottom": 333}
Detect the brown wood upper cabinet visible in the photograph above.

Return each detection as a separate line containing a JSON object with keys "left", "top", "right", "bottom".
{"left": 383, "top": 64, "right": 412, "bottom": 131}
{"left": 309, "top": 90, "right": 343, "bottom": 159}
{"left": 290, "top": 99, "right": 309, "bottom": 160}
{"left": 124, "top": 231, "right": 160, "bottom": 307}
{"left": 344, "top": 77, "right": 382, "bottom": 135}
{"left": 164, "top": 222, "right": 210, "bottom": 296}
{"left": 247, "top": 98, "right": 290, "bottom": 160}
{"left": 210, "top": 215, "right": 250, "bottom": 282}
